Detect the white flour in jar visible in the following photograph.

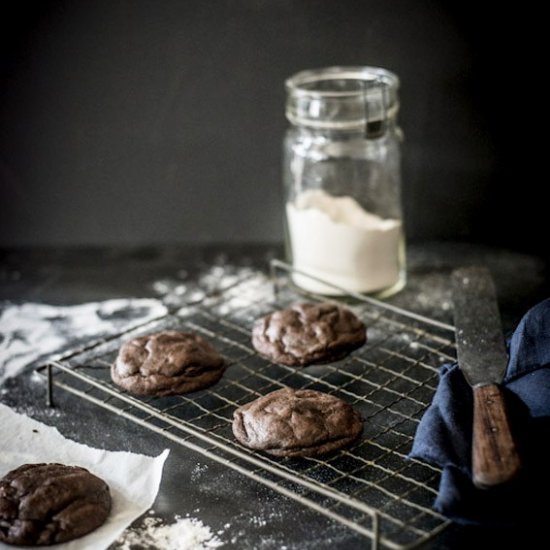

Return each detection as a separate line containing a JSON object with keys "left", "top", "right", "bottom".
{"left": 286, "top": 189, "right": 402, "bottom": 294}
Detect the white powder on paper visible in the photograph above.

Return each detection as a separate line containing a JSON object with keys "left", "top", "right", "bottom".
{"left": 0, "top": 298, "right": 167, "bottom": 383}
{"left": 116, "top": 516, "right": 223, "bottom": 550}
{"left": 286, "top": 189, "right": 402, "bottom": 294}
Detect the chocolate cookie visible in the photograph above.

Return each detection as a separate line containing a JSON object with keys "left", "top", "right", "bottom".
{"left": 232, "top": 388, "right": 363, "bottom": 457}
{"left": 0, "top": 463, "right": 111, "bottom": 546}
{"left": 251, "top": 302, "right": 366, "bottom": 366}
{"left": 111, "top": 330, "right": 225, "bottom": 396}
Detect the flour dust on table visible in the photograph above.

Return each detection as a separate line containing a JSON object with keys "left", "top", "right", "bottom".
{"left": 151, "top": 262, "right": 258, "bottom": 308}
{"left": 114, "top": 515, "right": 224, "bottom": 550}
{"left": 0, "top": 298, "right": 167, "bottom": 384}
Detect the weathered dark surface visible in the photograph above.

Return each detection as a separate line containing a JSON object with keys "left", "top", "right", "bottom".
{"left": 1, "top": 242, "right": 549, "bottom": 549}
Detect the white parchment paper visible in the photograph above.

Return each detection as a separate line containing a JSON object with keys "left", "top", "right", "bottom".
{"left": 0, "top": 403, "right": 169, "bottom": 550}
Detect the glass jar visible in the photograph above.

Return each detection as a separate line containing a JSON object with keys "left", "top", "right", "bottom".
{"left": 283, "top": 66, "right": 405, "bottom": 297}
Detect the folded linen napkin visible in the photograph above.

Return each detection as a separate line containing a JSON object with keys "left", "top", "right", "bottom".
{"left": 409, "top": 298, "right": 550, "bottom": 526}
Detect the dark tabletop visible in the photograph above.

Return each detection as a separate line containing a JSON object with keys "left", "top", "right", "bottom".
{"left": 1, "top": 242, "right": 548, "bottom": 549}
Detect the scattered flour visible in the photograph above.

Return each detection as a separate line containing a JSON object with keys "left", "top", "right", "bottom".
{"left": 0, "top": 298, "right": 167, "bottom": 383}
{"left": 199, "top": 264, "right": 254, "bottom": 294}
{"left": 0, "top": 264, "right": 265, "bottom": 385}
{"left": 207, "top": 274, "right": 272, "bottom": 320}
{"left": 115, "top": 516, "right": 224, "bottom": 550}
{"left": 191, "top": 462, "right": 209, "bottom": 481}
{"left": 152, "top": 279, "right": 188, "bottom": 297}
{"left": 151, "top": 262, "right": 256, "bottom": 308}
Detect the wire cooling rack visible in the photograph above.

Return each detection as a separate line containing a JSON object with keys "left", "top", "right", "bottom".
{"left": 38, "top": 260, "right": 456, "bottom": 549}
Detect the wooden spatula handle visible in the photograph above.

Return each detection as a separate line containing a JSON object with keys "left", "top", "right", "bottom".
{"left": 472, "top": 383, "right": 521, "bottom": 488}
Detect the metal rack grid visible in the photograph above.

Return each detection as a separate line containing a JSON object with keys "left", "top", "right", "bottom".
{"left": 39, "top": 261, "right": 456, "bottom": 549}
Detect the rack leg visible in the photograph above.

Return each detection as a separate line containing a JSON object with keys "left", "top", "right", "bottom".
{"left": 372, "top": 512, "right": 379, "bottom": 550}
{"left": 46, "top": 364, "right": 55, "bottom": 408}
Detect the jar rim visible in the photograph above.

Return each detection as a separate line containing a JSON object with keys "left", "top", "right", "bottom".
{"left": 285, "top": 66, "right": 399, "bottom": 98}
{"left": 285, "top": 66, "right": 400, "bottom": 132}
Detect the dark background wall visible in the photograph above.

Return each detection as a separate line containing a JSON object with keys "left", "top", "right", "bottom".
{"left": 1, "top": 1, "right": 545, "bottom": 254}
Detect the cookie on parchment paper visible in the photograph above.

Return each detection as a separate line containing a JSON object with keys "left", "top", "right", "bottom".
{"left": 0, "top": 463, "right": 111, "bottom": 546}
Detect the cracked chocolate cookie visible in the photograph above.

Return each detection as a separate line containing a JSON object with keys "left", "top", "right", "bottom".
{"left": 232, "top": 388, "right": 363, "bottom": 457}
{"left": 0, "top": 463, "right": 111, "bottom": 546}
{"left": 111, "top": 330, "right": 225, "bottom": 396}
{"left": 251, "top": 302, "right": 366, "bottom": 366}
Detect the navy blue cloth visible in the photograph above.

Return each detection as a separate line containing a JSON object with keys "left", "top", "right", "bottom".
{"left": 409, "top": 298, "right": 550, "bottom": 526}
